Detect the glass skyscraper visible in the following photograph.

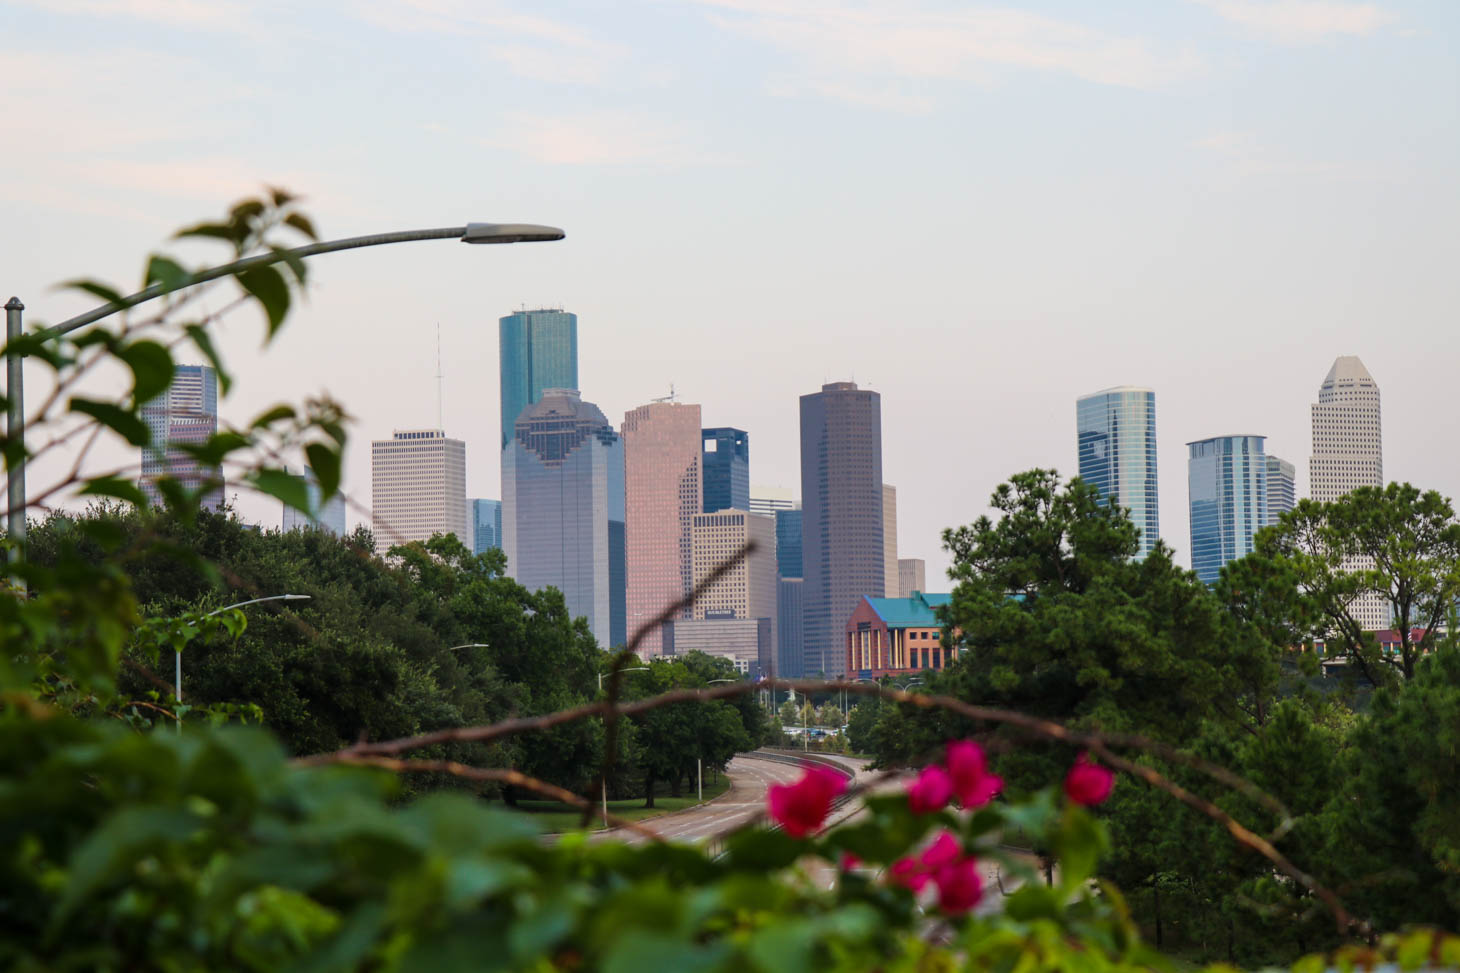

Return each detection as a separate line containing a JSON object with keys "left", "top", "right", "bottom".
{"left": 1264, "top": 455, "right": 1296, "bottom": 527}
{"left": 701, "top": 427, "right": 749, "bottom": 513}
{"left": 472, "top": 498, "right": 502, "bottom": 555}
{"left": 1076, "top": 386, "right": 1160, "bottom": 559}
{"left": 498, "top": 309, "right": 578, "bottom": 450}
{"left": 774, "top": 508, "right": 803, "bottom": 579}
{"left": 140, "top": 364, "right": 222, "bottom": 511}
{"left": 502, "top": 390, "right": 625, "bottom": 648}
{"left": 1187, "top": 435, "right": 1267, "bottom": 586}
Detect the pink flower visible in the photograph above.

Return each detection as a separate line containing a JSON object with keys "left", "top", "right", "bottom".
{"left": 1064, "top": 752, "right": 1115, "bottom": 806}
{"left": 919, "top": 830, "right": 962, "bottom": 871}
{"left": 767, "top": 766, "right": 847, "bottom": 837}
{"left": 839, "top": 851, "right": 862, "bottom": 872}
{"left": 889, "top": 855, "right": 932, "bottom": 892}
{"left": 945, "top": 740, "right": 1003, "bottom": 808}
{"left": 933, "top": 857, "right": 984, "bottom": 914}
{"left": 907, "top": 765, "right": 954, "bottom": 814}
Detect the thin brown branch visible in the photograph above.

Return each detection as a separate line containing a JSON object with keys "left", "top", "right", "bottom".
{"left": 321, "top": 755, "right": 664, "bottom": 841}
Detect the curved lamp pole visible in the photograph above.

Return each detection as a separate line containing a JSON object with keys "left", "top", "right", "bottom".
{"left": 5, "top": 221, "right": 565, "bottom": 548}
{"left": 176, "top": 593, "right": 311, "bottom": 731}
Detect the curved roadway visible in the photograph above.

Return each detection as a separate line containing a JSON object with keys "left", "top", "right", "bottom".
{"left": 614, "top": 754, "right": 808, "bottom": 844}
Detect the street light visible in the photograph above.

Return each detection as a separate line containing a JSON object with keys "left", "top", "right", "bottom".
{"left": 4, "top": 220, "right": 564, "bottom": 547}
{"left": 175, "top": 593, "right": 310, "bottom": 731}
{"left": 598, "top": 666, "right": 650, "bottom": 822}
{"left": 446, "top": 643, "right": 489, "bottom": 651}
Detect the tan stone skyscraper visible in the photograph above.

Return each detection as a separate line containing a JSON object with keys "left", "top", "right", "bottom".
{"left": 371, "top": 429, "right": 468, "bottom": 549}
{"left": 1309, "top": 356, "right": 1387, "bottom": 630}
{"left": 622, "top": 401, "right": 702, "bottom": 655}
{"left": 882, "top": 484, "right": 899, "bottom": 597}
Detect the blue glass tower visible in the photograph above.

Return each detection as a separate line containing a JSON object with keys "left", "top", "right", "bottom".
{"left": 775, "top": 508, "right": 803, "bottom": 578}
{"left": 701, "top": 427, "right": 749, "bottom": 513}
{"left": 1188, "top": 436, "right": 1267, "bottom": 585}
{"left": 499, "top": 309, "right": 578, "bottom": 450}
{"left": 1076, "top": 386, "right": 1160, "bottom": 559}
{"left": 472, "top": 498, "right": 502, "bottom": 555}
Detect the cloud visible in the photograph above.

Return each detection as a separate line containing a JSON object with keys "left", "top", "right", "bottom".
{"left": 691, "top": 0, "right": 1203, "bottom": 112}
{"left": 485, "top": 111, "right": 729, "bottom": 167}
{"left": 12, "top": 0, "right": 251, "bottom": 29}
{"left": 1192, "top": 1, "right": 1396, "bottom": 43}
{"left": 1194, "top": 130, "right": 1357, "bottom": 177}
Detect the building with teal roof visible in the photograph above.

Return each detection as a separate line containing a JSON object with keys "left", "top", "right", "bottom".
{"left": 844, "top": 591, "right": 956, "bottom": 678}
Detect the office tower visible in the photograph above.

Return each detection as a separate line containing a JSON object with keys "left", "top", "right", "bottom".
{"left": 1265, "top": 456, "right": 1296, "bottom": 527}
{"left": 140, "top": 364, "right": 222, "bottom": 510}
{"left": 622, "top": 400, "right": 702, "bottom": 655}
{"left": 701, "top": 427, "right": 750, "bottom": 513}
{"left": 883, "top": 484, "right": 899, "bottom": 597}
{"left": 498, "top": 309, "right": 578, "bottom": 450}
{"left": 1310, "top": 357, "right": 1382, "bottom": 503}
{"left": 502, "top": 390, "right": 625, "bottom": 646}
{"left": 777, "top": 578, "right": 805, "bottom": 678}
{"left": 800, "top": 381, "right": 885, "bottom": 677}
{"left": 471, "top": 498, "right": 503, "bottom": 555}
{"left": 683, "top": 509, "right": 777, "bottom": 676}
{"left": 898, "top": 558, "right": 926, "bottom": 597}
{"left": 1076, "top": 386, "right": 1160, "bottom": 559}
{"left": 1187, "top": 436, "right": 1268, "bottom": 586}
{"left": 281, "top": 466, "right": 346, "bottom": 535}
{"left": 774, "top": 508, "right": 803, "bottom": 579}
{"left": 370, "top": 429, "right": 469, "bottom": 549}
{"left": 749, "top": 485, "right": 795, "bottom": 517}
{"left": 1310, "top": 356, "right": 1386, "bottom": 630}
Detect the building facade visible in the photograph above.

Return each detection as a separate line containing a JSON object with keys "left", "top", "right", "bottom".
{"left": 1076, "top": 386, "right": 1160, "bottom": 559}
{"left": 371, "top": 429, "right": 469, "bottom": 549}
{"left": 622, "top": 400, "right": 702, "bottom": 655}
{"left": 281, "top": 465, "right": 347, "bottom": 535}
{"left": 502, "top": 390, "right": 625, "bottom": 647}
{"left": 800, "top": 381, "right": 885, "bottom": 677}
{"left": 882, "top": 483, "right": 899, "bottom": 599}
{"left": 471, "top": 498, "right": 503, "bottom": 555}
{"left": 897, "top": 558, "right": 926, "bottom": 598}
{"left": 140, "top": 364, "right": 223, "bottom": 510}
{"left": 1310, "top": 356, "right": 1387, "bottom": 630}
{"left": 690, "top": 509, "right": 777, "bottom": 674}
{"left": 774, "top": 507, "right": 803, "bottom": 579}
{"left": 1187, "top": 435, "right": 1268, "bottom": 586}
{"left": 499, "top": 309, "right": 578, "bottom": 450}
{"left": 777, "top": 578, "right": 805, "bottom": 679}
{"left": 845, "top": 592, "right": 955, "bottom": 679}
{"left": 1265, "top": 455, "right": 1296, "bottom": 527}
{"left": 749, "top": 485, "right": 795, "bottom": 518}
{"left": 662, "top": 617, "right": 771, "bottom": 677}
{"left": 701, "top": 427, "right": 750, "bottom": 513}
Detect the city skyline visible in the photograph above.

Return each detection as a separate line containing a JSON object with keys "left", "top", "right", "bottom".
{"left": 1077, "top": 386, "right": 1161, "bottom": 560}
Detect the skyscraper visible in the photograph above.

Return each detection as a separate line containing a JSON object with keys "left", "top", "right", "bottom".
{"left": 370, "top": 429, "right": 468, "bottom": 549}
{"left": 749, "top": 485, "right": 794, "bottom": 518}
{"left": 774, "top": 508, "right": 803, "bottom": 579}
{"left": 1310, "top": 356, "right": 1386, "bottom": 630}
{"left": 682, "top": 509, "right": 777, "bottom": 676}
{"left": 701, "top": 427, "right": 750, "bottom": 513}
{"left": 140, "top": 364, "right": 222, "bottom": 510}
{"left": 898, "top": 558, "right": 926, "bottom": 597}
{"left": 471, "top": 498, "right": 503, "bottom": 555}
{"left": 281, "top": 466, "right": 346, "bottom": 535}
{"left": 1187, "top": 435, "right": 1267, "bottom": 586}
{"left": 1076, "top": 386, "right": 1160, "bottom": 559}
{"left": 499, "top": 309, "right": 578, "bottom": 450}
{"left": 1265, "top": 456, "right": 1296, "bottom": 527}
{"left": 882, "top": 484, "right": 899, "bottom": 598}
{"left": 502, "top": 390, "right": 625, "bottom": 647}
{"left": 622, "top": 400, "right": 702, "bottom": 655}
{"left": 800, "top": 381, "right": 884, "bottom": 677}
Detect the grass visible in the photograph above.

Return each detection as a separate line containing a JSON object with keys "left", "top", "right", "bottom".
{"left": 511, "top": 774, "right": 733, "bottom": 833}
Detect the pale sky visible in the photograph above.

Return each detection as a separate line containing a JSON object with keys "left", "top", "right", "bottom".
{"left": 5, "top": 0, "right": 1457, "bottom": 586}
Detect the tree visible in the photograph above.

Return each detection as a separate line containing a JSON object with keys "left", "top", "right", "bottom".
{"left": 820, "top": 703, "right": 844, "bottom": 729}
{"left": 1255, "top": 485, "right": 1460, "bottom": 685}
{"left": 778, "top": 698, "right": 799, "bottom": 727}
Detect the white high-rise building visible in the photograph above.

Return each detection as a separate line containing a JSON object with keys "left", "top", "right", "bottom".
{"left": 684, "top": 509, "right": 778, "bottom": 676}
{"left": 1309, "top": 356, "right": 1387, "bottom": 630}
{"left": 370, "top": 429, "right": 468, "bottom": 550}
{"left": 281, "top": 465, "right": 347, "bottom": 536}
{"left": 883, "top": 484, "right": 899, "bottom": 599}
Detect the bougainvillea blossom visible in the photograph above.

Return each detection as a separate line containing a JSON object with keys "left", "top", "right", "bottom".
{"left": 944, "top": 740, "right": 1003, "bottom": 808}
{"left": 1064, "top": 752, "right": 1115, "bottom": 806}
{"left": 907, "top": 765, "right": 954, "bottom": 814}
{"left": 767, "top": 766, "right": 847, "bottom": 837}
{"left": 933, "top": 857, "right": 983, "bottom": 914}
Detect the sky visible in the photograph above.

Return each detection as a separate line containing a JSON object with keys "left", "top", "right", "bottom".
{"left": 4, "top": 0, "right": 1458, "bottom": 587}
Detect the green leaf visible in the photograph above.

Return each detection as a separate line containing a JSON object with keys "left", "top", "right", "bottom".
{"left": 1004, "top": 884, "right": 1063, "bottom": 922}
{"left": 602, "top": 932, "right": 730, "bottom": 973}
{"left": 78, "top": 475, "right": 149, "bottom": 508}
{"left": 269, "top": 244, "right": 309, "bottom": 287}
{"left": 304, "top": 442, "right": 342, "bottom": 498}
{"left": 144, "top": 254, "right": 192, "bottom": 292}
{"left": 724, "top": 827, "right": 802, "bottom": 871}
{"left": 251, "top": 468, "right": 311, "bottom": 514}
{"left": 284, "top": 211, "right": 318, "bottom": 240}
{"left": 237, "top": 265, "right": 291, "bottom": 339}
{"left": 59, "top": 278, "right": 127, "bottom": 306}
{"left": 268, "top": 186, "right": 297, "bottom": 207}
{"left": 53, "top": 807, "right": 201, "bottom": 927}
{"left": 175, "top": 431, "right": 250, "bottom": 467}
{"left": 184, "top": 325, "right": 232, "bottom": 395}
{"left": 69, "top": 397, "right": 150, "bottom": 446}
{"left": 1053, "top": 804, "right": 1108, "bottom": 895}
{"left": 251, "top": 404, "right": 297, "bottom": 428}
{"left": 116, "top": 339, "right": 174, "bottom": 405}
{"left": 174, "top": 221, "right": 246, "bottom": 246}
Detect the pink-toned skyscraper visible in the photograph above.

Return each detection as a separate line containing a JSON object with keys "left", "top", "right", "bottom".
{"left": 622, "top": 401, "right": 702, "bottom": 656}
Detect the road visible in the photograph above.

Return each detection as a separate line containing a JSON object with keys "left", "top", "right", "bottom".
{"left": 612, "top": 753, "right": 810, "bottom": 844}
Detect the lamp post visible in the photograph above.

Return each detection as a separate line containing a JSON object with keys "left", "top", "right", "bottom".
{"left": 598, "top": 666, "right": 650, "bottom": 823}
{"left": 4, "top": 221, "right": 564, "bottom": 550}
{"left": 176, "top": 593, "right": 311, "bottom": 731}
{"left": 446, "top": 643, "right": 489, "bottom": 651}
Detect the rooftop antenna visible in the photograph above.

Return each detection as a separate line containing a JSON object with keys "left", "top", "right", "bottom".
{"left": 651, "top": 382, "right": 677, "bottom": 404}
{"left": 435, "top": 323, "right": 444, "bottom": 432}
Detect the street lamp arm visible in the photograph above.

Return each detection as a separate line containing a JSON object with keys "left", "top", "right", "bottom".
{"left": 44, "top": 222, "right": 563, "bottom": 339}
